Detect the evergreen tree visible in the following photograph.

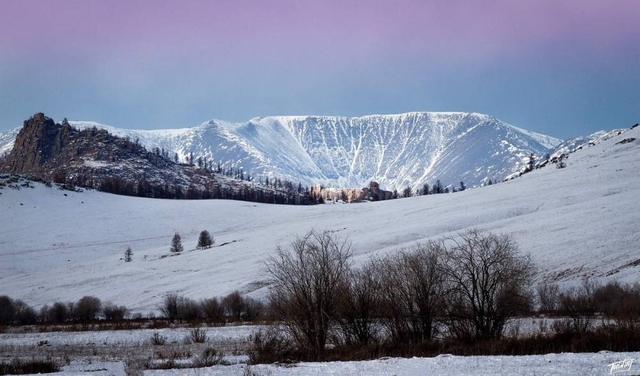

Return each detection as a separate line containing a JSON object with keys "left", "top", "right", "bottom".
{"left": 197, "top": 230, "right": 214, "bottom": 249}
{"left": 527, "top": 153, "right": 535, "bottom": 172}
{"left": 556, "top": 153, "right": 567, "bottom": 169}
{"left": 170, "top": 233, "right": 184, "bottom": 253}
{"left": 432, "top": 179, "right": 444, "bottom": 194}
{"left": 124, "top": 246, "right": 133, "bottom": 262}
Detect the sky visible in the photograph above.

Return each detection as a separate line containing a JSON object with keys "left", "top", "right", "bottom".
{"left": 0, "top": 0, "right": 638, "bottom": 139}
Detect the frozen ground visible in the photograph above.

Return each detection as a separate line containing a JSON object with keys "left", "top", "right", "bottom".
{"left": 0, "top": 127, "right": 639, "bottom": 315}
{"left": 50, "top": 352, "right": 640, "bottom": 376}
{"left": 148, "top": 352, "right": 640, "bottom": 376}
{"left": 1, "top": 321, "right": 636, "bottom": 375}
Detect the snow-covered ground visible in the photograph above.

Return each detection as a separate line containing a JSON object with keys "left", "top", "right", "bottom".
{"left": 146, "top": 352, "right": 640, "bottom": 376}
{"left": 1, "top": 321, "right": 637, "bottom": 375}
{"left": 0, "top": 325, "right": 259, "bottom": 348}
{"left": 0, "top": 126, "right": 638, "bottom": 375}
{"left": 0, "top": 126, "right": 638, "bottom": 315}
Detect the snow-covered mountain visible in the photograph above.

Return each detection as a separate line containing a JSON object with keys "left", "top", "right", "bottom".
{"left": 0, "top": 112, "right": 562, "bottom": 190}
{"left": 1, "top": 124, "right": 637, "bottom": 313}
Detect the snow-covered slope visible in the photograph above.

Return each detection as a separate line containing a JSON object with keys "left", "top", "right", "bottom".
{"left": 0, "top": 112, "right": 560, "bottom": 190}
{"left": 0, "top": 127, "right": 19, "bottom": 156}
{"left": 0, "top": 125, "right": 637, "bottom": 314}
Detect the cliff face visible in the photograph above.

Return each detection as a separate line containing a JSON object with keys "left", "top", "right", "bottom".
{"left": 2, "top": 113, "right": 71, "bottom": 175}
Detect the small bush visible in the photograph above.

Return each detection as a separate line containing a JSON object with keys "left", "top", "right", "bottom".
{"left": 0, "top": 358, "right": 60, "bottom": 374}
{"left": 193, "top": 347, "right": 225, "bottom": 367}
{"left": 248, "top": 327, "right": 298, "bottom": 365}
{"left": 189, "top": 327, "right": 207, "bottom": 343}
{"left": 151, "top": 332, "right": 167, "bottom": 346}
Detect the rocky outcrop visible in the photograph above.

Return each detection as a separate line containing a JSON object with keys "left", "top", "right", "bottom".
{"left": 1, "top": 113, "right": 315, "bottom": 204}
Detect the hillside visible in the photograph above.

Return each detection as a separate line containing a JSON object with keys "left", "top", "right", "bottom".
{"left": 1, "top": 112, "right": 561, "bottom": 190}
{"left": 0, "top": 113, "right": 313, "bottom": 204}
{"left": 0, "top": 123, "right": 637, "bottom": 314}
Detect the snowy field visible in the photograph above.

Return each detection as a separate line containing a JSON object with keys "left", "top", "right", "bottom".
{"left": 43, "top": 351, "right": 640, "bottom": 375}
{"left": 1, "top": 322, "right": 637, "bottom": 375}
{"left": 1, "top": 127, "right": 639, "bottom": 315}
{"left": 147, "top": 352, "right": 640, "bottom": 376}
{"left": 0, "top": 127, "right": 638, "bottom": 375}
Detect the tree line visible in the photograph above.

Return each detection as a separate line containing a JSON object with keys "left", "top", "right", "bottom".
{"left": 255, "top": 229, "right": 640, "bottom": 362}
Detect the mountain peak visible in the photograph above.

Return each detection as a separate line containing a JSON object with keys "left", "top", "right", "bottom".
{"left": 1, "top": 112, "right": 562, "bottom": 190}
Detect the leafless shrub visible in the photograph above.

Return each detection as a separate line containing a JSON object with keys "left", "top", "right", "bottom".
{"left": 193, "top": 347, "right": 225, "bottom": 367}
{"left": 537, "top": 282, "right": 560, "bottom": 314}
{"left": 556, "top": 279, "right": 598, "bottom": 335}
{"left": 0, "top": 358, "right": 60, "bottom": 374}
{"left": 189, "top": 327, "right": 207, "bottom": 343}
{"left": 336, "top": 263, "right": 381, "bottom": 346}
{"left": 248, "top": 327, "right": 298, "bottom": 365}
{"left": 200, "top": 298, "right": 225, "bottom": 324}
{"left": 370, "top": 242, "right": 446, "bottom": 344}
{"left": 151, "top": 332, "right": 167, "bottom": 346}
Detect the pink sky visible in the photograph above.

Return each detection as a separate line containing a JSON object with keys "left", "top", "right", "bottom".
{"left": 1, "top": 0, "right": 638, "bottom": 137}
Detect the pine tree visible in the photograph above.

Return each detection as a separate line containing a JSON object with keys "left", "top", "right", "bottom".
{"left": 197, "top": 230, "right": 214, "bottom": 249}
{"left": 124, "top": 247, "right": 133, "bottom": 262}
{"left": 170, "top": 233, "right": 184, "bottom": 253}
{"left": 527, "top": 153, "right": 535, "bottom": 172}
{"left": 556, "top": 153, "right": 567, "bottom": 169}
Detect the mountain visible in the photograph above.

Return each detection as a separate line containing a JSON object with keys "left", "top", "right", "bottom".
{"left": 0, "top": 122, "right": 637, "bottom": 313}
{"left": 0, "top": 113, "right": 314, "bottom": 204}
{"left": 1, "top": 112, "right": 562, "bottom": 190}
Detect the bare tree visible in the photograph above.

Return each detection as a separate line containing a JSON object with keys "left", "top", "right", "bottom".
{"left": 74, "top": 296, "right": 102, "bottom": 323}
{"left": 266, "top": 230, "right": 352, "bottom": 356}
{"left": 222, "top": 291, "right": 246, "bottom": 322}
{"left": 170, "top": 233, "right": 184, "bottom": 253}
{"left": 102, "top": 303, "right": 128, "bottom": 321}
{"left": 0, "top": 296, "right": 15, "bottom": 325}
{"left": 557, "top": 279, "right": 597, "bottom": 334}
{"left": 200, "top": 298, "right": 225, "bottom": 324}
{"left": 442, "top": 229, "right": 535, "bottom": 340}
{"left": 336, "top": 262, "right": 381, "bottom": 345}
{"left": 160, "top": 294, "right": 179, "bottom": 323}
{"left": 373, "top": 242, "right": 446, "bottom": 343}
{"left": 46, "top": 302, "right": 70, "bottom": 324}
{"left": 537, "top": 282, "right": 560, "bottom": 314}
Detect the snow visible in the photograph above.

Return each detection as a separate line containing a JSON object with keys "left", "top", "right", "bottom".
{"left": 0, "top": 125, "right": 637, "bottom": 315}
{"left": 0, "top": 325, "right": 260, "bottom": 347}
{"left": 0, "top": 125, "right": 638, "bottom": 376}
{"left": 143, "top": 352, "right": 640, "bottom": 375}
{"left": 0, "top": 112, "right": 562, "bottom": 190}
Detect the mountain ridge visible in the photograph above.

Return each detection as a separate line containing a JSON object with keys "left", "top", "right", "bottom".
{"left": 1, "top": 112, "right": 562, "bottom": 190}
